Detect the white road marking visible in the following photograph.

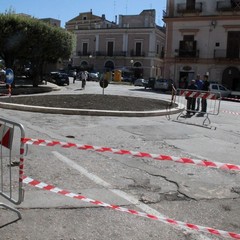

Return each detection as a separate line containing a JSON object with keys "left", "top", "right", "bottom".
{"left": 53, "top": 151, "right": 211, "bottom": 240}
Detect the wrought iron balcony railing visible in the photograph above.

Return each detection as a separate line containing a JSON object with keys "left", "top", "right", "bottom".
{"left": 177, "top": 2, "right": 203, "bottom": 14}
{"left": 175, "top": 49, "right": 200, "bottom": 58}
{"left": 217, "top": 0, "right": 240, "bottom": 11}
{"left": 214, "top": 49, "right": 240, "bottom": 59}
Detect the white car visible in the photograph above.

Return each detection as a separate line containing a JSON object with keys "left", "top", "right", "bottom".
{"left": 89, "top": 72, "right": 99, "bottom": 81}
{"left": 154, "top": 78, "right": 174, "bottom": 91}
{"left": 134, "top": 78, "right": 147, "bottom": 87}
{"left": 209, "top": 83, "right": 231, "bottom": 98}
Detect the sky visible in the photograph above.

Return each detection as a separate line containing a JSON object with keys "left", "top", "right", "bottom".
{"left": 0, "top": 0, "right": 166, "bottom": 27}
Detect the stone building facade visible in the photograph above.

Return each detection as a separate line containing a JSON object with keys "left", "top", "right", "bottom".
{"left": 65, "top": 10, "right": 165, "bottom": 80}
{"left": 163, "top": 0, "right": 240, "bottom": 90}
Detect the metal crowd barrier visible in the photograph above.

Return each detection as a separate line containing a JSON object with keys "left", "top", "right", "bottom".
{"left": 0, "top": 117, "right": 25, "bottom": 220}
{"left": 165, "top": 84, "right": 178, "bottom": 120}
{"left": 173, "top": 89, "right": 221, "bottom": 127}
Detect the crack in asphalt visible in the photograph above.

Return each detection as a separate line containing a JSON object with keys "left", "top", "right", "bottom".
{"left": 145, "top": 171, "right": 197, "bottom": 201}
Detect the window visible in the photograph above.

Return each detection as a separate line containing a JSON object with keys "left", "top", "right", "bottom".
{"left": 107, "top": 41, "right": 114, "bottom": 56}
{"left": 227, "top": 31, "right": 240, "bottom": 59}
{"left": 219, "top": 85, "right": 227, "bottom": 91}
{"left": 179, "top": 35, "right": 197, "bottom": 57}
{"left": 186, "top": 0, "right": 196, "bottom": 10}
{"left": 135, "top": 42, "right": 142, "bottom": 56}
{"left": 211, "top": 85, "right": 218, "bottom": 90}
{"left": 82, "top": 43, "right": 88, "bottom": 56}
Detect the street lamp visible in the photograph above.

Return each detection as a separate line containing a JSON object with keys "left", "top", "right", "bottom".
{"left": 151, "top": 65, "right": 155, "bottom": 78}
{"left": 130, "top": 60, "right": 134, "bottom": 79}
{"left": 89, "top": 55, "right": 93, "bottom": 71}
{"left": 130, "top": 59, "right": 134, "bottom": 67}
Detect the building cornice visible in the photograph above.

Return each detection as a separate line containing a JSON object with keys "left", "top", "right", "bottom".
{"left": 164, "top": 15, "right": 240, "bottom": 22}
{"left": 223, "top": 25, "right": 240, "bottom": 29}
{"left": 179, "top": 29, "right": 199, "bottom": 34}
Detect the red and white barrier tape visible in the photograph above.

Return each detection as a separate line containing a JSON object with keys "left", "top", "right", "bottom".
{"left": 222, "top": 110, "right": 240, "bottom": 116}
{"left": 22, "top": 175, "right": 240, "bottom": 239}
{"left": 21, "top": 138, "right": 240, "bottom": 172}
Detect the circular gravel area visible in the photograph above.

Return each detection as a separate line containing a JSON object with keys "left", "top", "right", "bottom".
{"left": 0, "top": 94, "right": 173, "bottom": 111}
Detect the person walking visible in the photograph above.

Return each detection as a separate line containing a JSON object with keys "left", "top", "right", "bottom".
{"left": 73, "top": 69, "right": 77, "bottom": 83}
{"left": 81, "top": 71, "right": 87, "bottom": 89}
{"left": 198, "top": 74, "right": 210, "bottom": 116}
{"left": 186, "top": 79, "right": 198, "bottom": 117}
{"left": 195, "top": 74, "right": 203, "bottom": 111}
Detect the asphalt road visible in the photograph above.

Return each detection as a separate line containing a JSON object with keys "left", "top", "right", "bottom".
{"left": 0, "top": 80, "right": 240, "bottom": 240}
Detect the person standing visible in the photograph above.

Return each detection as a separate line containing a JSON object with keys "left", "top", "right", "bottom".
{"left": 195, "top": 74, "right": 203, "bottom": 111}
{"left": 186, "top": 79, "right": 198, "bottom": 116}
{"left": 200, "top": 74, "right": 210, "bottom": 115}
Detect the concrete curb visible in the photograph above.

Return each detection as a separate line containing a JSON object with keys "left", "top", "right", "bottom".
{"left": 0, "top": 82, "right": 183, "bottom": 117}
{"left": 0, "top": 101, "right": 183, "bottom": 117}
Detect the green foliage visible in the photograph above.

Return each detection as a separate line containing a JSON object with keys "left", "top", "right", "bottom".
{"left": 0, "top": 13, "right": 75, "bottom": 67}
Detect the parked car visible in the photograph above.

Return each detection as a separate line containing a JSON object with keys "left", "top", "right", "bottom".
{"left": 154, "top": 78, "right": 174, "bottom": 91}
{"left": 209, "top": 83, "right": 231, "bottom": 98}
{"left": 143, "top": 77, "right": 156, "bottom": 89}
{"left": 89, "top": 71, "right": 99, "bottom": 81}
{"left": 134, "top": 78, "right": 147, "bottom": 87}
{"left": 230, "top": 90, "right": 240, "bottom": 99}
{"left": 67, "top": 70, "right": 77, "bottom": 77}
{"left": 121, "top": 76, "right": 132, "bottom": 82}
{"left": 48, "top": 72, "right": 69, "bottom": 86}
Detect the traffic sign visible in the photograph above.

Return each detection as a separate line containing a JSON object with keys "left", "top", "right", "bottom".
{"left": 99, "top": 79, "right": 109, "bottom": 88}
{"left": 5, "top": 68, "right": 14, "bottom": 85}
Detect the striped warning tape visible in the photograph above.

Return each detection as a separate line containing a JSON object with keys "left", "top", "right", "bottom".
{"left": 21, "top": 138, "right": 240, "bottom": 172}
{"left": 222, "top": 110, "right": 240, "bottom": 116}
{"left": 22, "top": 175, "right": 240, "bottom": 239}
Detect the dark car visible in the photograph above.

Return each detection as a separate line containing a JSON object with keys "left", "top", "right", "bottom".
{"left": 143, "top": 77, "right": 156, "bottom": 89}
{"left": 48, "top": 72, "right": 69, "bottom": 86}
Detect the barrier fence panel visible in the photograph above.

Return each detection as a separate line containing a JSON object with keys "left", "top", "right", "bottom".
{"left": 0, "top": 117, "right": 25, "bottom": 220}
{"left": 174, "top": 89, "right": 221, "bottom": 127}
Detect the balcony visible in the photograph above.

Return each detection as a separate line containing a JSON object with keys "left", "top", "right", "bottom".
{"left": 95, "top": 51, "right": 127, "bottom": 57}
{"left": 217, "top": 0, "right": 240, "bottom": 12}
{"left": 175, "top": 49, "right": 199, "bottom": 58}
{"left": 214, "top": 49, "right": 227, "bottom": 58}
{"left": 130, "top": 50, "right": 145, "bottom": 57}
{"left": 77, "top": 51, "right": 92, "bottom": 56}
{"left": 177, "top": 2, "right": 203, "bottom": 14}
{"left": 214, "top": 49, "right": 240, "bottom": 59}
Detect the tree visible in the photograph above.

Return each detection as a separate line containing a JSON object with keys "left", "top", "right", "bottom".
{"left": 0, "top": 13, "right": 75, "bottom": 86}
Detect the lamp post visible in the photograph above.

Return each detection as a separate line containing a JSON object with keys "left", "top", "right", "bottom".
{"left": 130, "top": 59, "right": 134, "bottom": 80}
{"left": 130, "top": 59, "right": 134, "bottom": 67}
{"left": 89, "top": 54, "right": 93, "bottom": 72}
{"left": 151, "top": 65, "right": 155, "bottom": 78}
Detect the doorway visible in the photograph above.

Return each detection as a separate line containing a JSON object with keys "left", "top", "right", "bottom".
{"left": 179, "top": 71, "right": 194, "bottom": 88}
{"left": 222, "top": 67, "right": 240, "bottom": 90}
